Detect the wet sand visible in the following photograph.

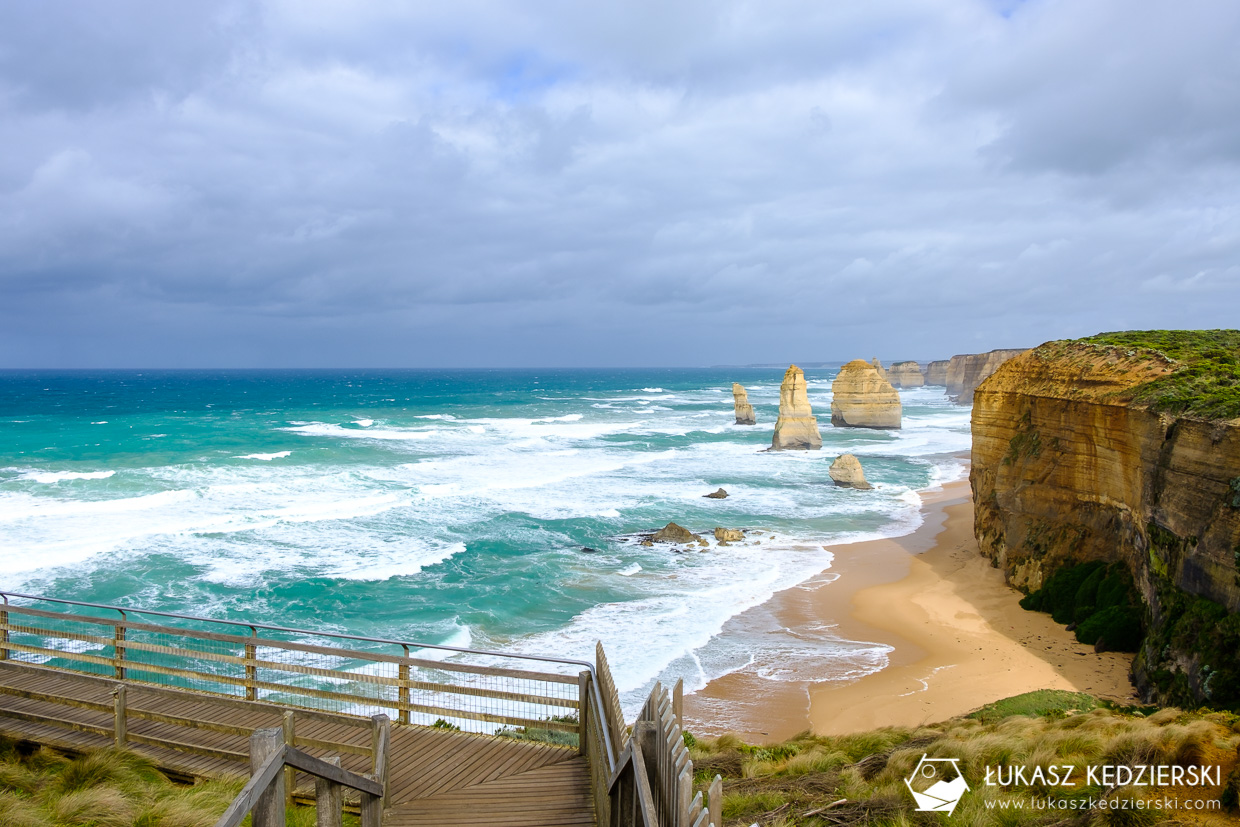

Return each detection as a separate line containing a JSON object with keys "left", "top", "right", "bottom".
{"left": 683, "top": 478, "right": 1138, "bottom": 742}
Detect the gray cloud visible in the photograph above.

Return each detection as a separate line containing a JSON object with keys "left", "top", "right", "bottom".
{"left": 1, "top": 0, "right": 1238, "bottom": 367}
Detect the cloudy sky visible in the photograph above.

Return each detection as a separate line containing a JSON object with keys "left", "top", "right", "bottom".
{"left": 1, "top": 0, "right": 1238, "bottom": 368}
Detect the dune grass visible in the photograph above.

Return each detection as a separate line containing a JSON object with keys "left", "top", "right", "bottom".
{"left": 0, "top": 736, "right": 358, "bottom": 827}
{"left": 687, "top": 692, "right": 1240, "bottom": 826}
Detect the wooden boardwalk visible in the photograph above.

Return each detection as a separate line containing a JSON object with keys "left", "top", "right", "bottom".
{"left": 0, "top": 662, "right": 594, "bottom": 826}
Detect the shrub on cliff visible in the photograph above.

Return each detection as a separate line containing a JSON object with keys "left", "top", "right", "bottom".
{"left": 1020, "top": 561, "right": 1144, "bottom": 652}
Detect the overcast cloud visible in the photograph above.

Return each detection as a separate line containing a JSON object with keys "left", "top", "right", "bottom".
{"left": 1, "top": 0, "right": 1238, "bottom": 367}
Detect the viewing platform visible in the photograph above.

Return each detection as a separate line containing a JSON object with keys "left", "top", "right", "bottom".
{"left": 0, "top": 591, "right": 720, "bottom": 827}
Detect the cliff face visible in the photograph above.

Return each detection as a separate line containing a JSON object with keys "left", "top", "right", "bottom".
{"left": 924, "top": 360, "right": 950, "bottom": 386}
{"left": 971, "top": 335, "right": 1240, "bottom": 707}
{"left": 771, "top": 365, "right": 822, "bottom": 450}
{"left": 831, "top": 360, "right": 901, "bottom": 429}
{"left": 887, "top": 361, "right": 925, "bottom": 389}
{"left": 946, "top": 349, "right": 1029, "bottom": 403}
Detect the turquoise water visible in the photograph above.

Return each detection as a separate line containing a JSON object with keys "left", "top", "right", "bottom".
{"left": 0, "top": 368, "right": 970, "bottom": 712}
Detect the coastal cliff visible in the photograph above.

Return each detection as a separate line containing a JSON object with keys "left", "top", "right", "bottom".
{"left": 970, "top": 331, "right": 1240, "bottom": 708}
{"left": 946, "top": 349, "right": 1028, "bottom": 403}
{"left": 925, "top": 360, "right": 949, "bottom": 386}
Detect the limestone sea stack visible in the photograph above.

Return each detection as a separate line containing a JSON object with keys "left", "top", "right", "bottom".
{"left": 732, "top": 383, "right": 756, "bottom": 425}
{"left": 870, "top": 358, "right": 887, "bottom": 381}
{"left": 830, "top": 360, "right": 901, "bottom": 429}
{"left": 924, "top": 360, "right": 950, "bottom": 386}
{"left": 770, "top": 365, "right": 822, "bottom": 450}
{"left": 945, "top": 349, "right": 1028, "bottom": 403}
{"left": 828, "top": 454, "right": 873, "bottom": 489}
{"left": 887, "top": 361, "right": 925, "bottom": 389}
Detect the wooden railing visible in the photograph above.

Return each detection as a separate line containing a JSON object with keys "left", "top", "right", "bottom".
{"left": 0, "top": 591, "right": 586, "bottom": 741}
{"left": 215, "top": 721, "right": 389, "bottom": 827}
{"left": 584, "top": 650, "right": 721, "bottom": 827}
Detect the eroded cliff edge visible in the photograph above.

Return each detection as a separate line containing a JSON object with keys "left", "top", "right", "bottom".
{"left": 970, "top": 331, "right": 1240, "bottom": 708}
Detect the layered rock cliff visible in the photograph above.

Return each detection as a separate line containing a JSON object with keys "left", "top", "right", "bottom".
{"left": 770, "top": 365, "right": 822, "bottom": 450}
{"left": 925, "top": 360, "right": 950, "bottom": 387}
{"left": 887, "top": 361, "right": 925, "bottom": 389}
{"left": 946, "top": 349, "right": 1029, "bottom": 403}
{"left": 971, "top": 331, "right": 1240, "bottom": 708}
{"left": 830, "top": 360, "right": 901, "bottom": 429}
{"left": 732, "top": 383, "right": 756, "bottom": 425}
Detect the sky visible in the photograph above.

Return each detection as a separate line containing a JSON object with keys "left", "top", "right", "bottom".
{"left": 1, "top": 0, "right": 1238, "bottom": 368}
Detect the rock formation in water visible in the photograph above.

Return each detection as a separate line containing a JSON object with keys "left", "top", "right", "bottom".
{"left": 652, "top": 522, "right": 699, "bottom": 544}
{"left": 714, "top": 527, "right": 744, "bottom": 542}
{"left": 770, "top": 365, "right": 823, "bottom": 450}
{"left": 924, "top": 360, "right": 950, "bottom": 386}
{"left": 870, "top": 358, "right": 887, "bottom": 381}
{"left": 828, "top": 454, "right": 873, "bottom": 489}
{"left": 887, "top": 361, "right": 925, "bottom": 389}
{"left": 945, "top": 349, "right": 1028, "bottom": 403}
{"left": 703, "top": 488, "right": 728, "bottom": 499}
{"left": 732, "top": 383, "right": 756, "bottom": 425}
{"left": 970, "top": 331, "right": 1240, "bottom": 707}
{"left": 830, "top": 360, "right": 901, "bottom": 429}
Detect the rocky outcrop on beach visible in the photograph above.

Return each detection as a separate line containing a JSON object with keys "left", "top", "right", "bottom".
{"left": 770, "top": 365, "right": 822, "bottom": 450}
{"left": 887, "top": 361, "right": 925, "bottom": 389}
{"left": 970, "top": 332, "right": 1240, "bottom": 708}
{"left": 946, "top": 349, "right": 1028, "bottom": 403}
{"left": 732, "top": 384, "right": 756, "bottom": 425}
{"left": 924, "top": 360, "right": 950, "bottom": 386}
{"left": 703, "top": 488, "right": 728, "bottom": 499}
{"left": 830, "top": 360, "right": 901, "bottom": 429}
{"left": 652, "top": 522, "right": 700, "bottom": 544}
{"left": 828, "top": 454, "right": 873, "bottom": 489}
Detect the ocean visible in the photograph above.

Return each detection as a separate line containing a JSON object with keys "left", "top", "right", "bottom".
{"left": 0, "top": 368, "right": 970, "bottom": 717}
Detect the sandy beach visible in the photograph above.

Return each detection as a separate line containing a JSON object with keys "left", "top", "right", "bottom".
{"left": 683, "top": 475, "right": 1139, "bottom": 742}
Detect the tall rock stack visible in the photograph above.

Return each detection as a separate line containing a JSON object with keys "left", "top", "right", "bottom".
{"left": 887, "top": 361, "right": 925, "bottom": 389}
{"left": 924, "top": 360, "right": 950, "bottom": 386}
{"left": 732, "top": 383, "right": 756, "bottom": 425}
{"left": 830, "top": 360, "right": 902, "bottom": 429}
{"left": 770, "top": 365, "right": 822, "bottom": 450}
{"left": 870, "top": 358, "right": 887, "bottom": 381}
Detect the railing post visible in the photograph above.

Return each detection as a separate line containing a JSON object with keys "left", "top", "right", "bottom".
{"left": 315, "top": 755, "right": 344, "bottom": 827}
{"left": 398, "top": 645, "right": 410, "bottom": 725}
{"left": 245, "top": 627, "right": 258, "bottom": 701}
{"left": 0, "top": 597, "right": 9, "bottom": 661}
{"left": 577, "top": 670, "right": 590, "bottom": 757}
{"left": 708, "top": 774, "right": 722, "bottom": 827}
{"left": 673, "top": 678, "right": 683, "bottom": 729}
{"left": 370, "top": 713, "right": 390, "bottom": 805}
{"left": 282, "top": 711, "right": 296, "bottom": 807}
{"left": 113, "top": 684, "right": 127, "bottom": 747}
{"left": 113, "top": 612, "right": 126, "bottom": 680}
{"left": 251, "top": 727, "right": 285, "bottom": 827}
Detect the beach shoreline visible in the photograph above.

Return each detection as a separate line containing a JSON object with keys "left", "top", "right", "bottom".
{"left": 683, "top": 473, "right": 1139, "bottom": 742}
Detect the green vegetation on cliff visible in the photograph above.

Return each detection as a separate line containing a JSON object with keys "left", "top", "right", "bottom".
{"left": 1021, "top": 561, "right": 1144, "bottom": 652}
{"left": 1078, "top": 330, "right": 1240, "bottom": 420}
{"left": 688, "top": 692, "right": 1239, "bottom": 826}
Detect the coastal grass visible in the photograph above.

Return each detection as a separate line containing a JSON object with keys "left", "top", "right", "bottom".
{"left": 687, "top": 692, "right": 1240, "bottom": 826}
{"left": 0, "top": 736, "right": 358, "bottom": 827}
{"left": 1074, "top": 330, "right": 1240, "bottom": 421}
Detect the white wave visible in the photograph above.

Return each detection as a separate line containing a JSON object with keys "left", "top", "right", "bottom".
{"left": 534, "top": 413, "right": 583, "bottom": 423}
{"left": 91, "top": 421, "right": 108, "bottom": 425}
{"left": 284, "top": 423, "right": 439, "bottom": 441}
{"left": 415, "top": 414, "right": 456, "bottom": 420}
{"left": 640, "top": 387, "right": 664, "bottom": 393}
{"left": 24, "top": 470, "right": 116, "bottom": 483}
{"left": 235, "top": 451, "right": 292, "bottom": 461}
{"left": 618, "top": 563, "right": 642, "bottom": 576}
{"left": 354, "top": 419, "right": 375, "bottom": 427}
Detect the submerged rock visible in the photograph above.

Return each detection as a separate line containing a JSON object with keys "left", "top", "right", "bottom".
{"left": 652, "top": 522, "right": 698, "bottom": 544}
{"left": 714, "top": 527, "right": 744, "bottom": 542}
{"left": 770, "top": 365, "right": 822, "bottom": 450}
{"left": 830, "top": 360, "right": 902, "bottom": 429}
{"left": 704, "top": 488, "right": 728, "bottom": 499}
{"left": 732, "top": 384, "right": 756, "bottom": 425}
{"left": 829, "top": 454, "right": 873, "bottom": 489}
